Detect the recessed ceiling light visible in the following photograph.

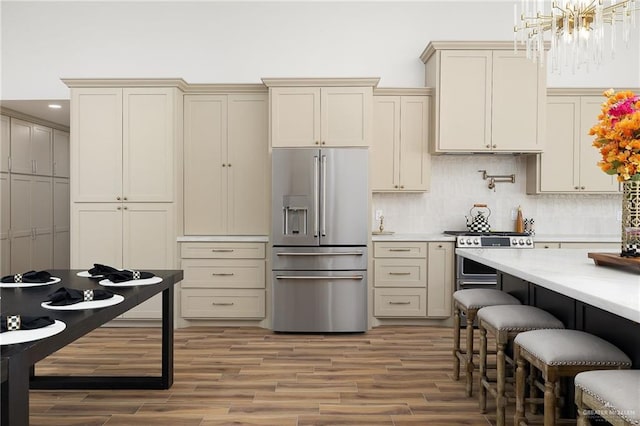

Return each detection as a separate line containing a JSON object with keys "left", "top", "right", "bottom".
{"left": 48, "top": 104, "right": 62, "bottom": 109}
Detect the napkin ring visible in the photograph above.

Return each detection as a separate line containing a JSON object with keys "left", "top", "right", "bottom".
{"left": 83, "top": 289, "right": 94, "bottom": 301}
{"left": 132, "top": 270, "right": 141, "bottom": 280}
{"left": 7, "top": 315, "right": 21, "bottom": 331}
{"left": 13, "top": 273, "right": 22, "bottom": 283}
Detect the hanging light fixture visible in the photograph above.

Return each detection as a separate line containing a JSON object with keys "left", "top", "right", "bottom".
{"left": 513, "top": 0, "right": 639, "bottom": 72}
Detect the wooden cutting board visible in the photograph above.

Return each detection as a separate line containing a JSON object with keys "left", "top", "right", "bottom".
{"left": 588, "top": 252, "right": 640, "bottom": 272}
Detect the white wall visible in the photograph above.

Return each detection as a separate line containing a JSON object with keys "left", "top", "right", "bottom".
{"left": 1, "top": 1, "right": 638, "bottom": 99}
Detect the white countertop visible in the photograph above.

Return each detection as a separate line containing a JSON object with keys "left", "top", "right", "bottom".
{"left": 177, "top": 235, "right": 269, "bottom": 242}
{"left": 372, "top": 233, "right": 455, "bottom": 242}
{"left": 456, "top": 248, "right": 640, "bottom": 323}
{"left": 534, "top": 234, "right": 620, "bottom": 243}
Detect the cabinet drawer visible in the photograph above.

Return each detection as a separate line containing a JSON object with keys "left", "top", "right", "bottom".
{"left": 373, "top": 242, "right": 427, "bottom": 258}
{"left": 560, "top": 242, "right": 620, "bottom": 249}
{"left": 181, "top": 259, "right": 265, "bottom": 289}
{"left": 373, "top": 258, "right": 427, "bottom": 288}
{"left": 181, "top": 242, "right": 265, "bottom": 259}
{"left": 374, "top": 288, "right": 426, "bottom": 317}
{"left": 535, "top": 242, "right": 561, "bottom": 249}
{"left": 181, "top": 289, "right": 265, "bottom": 318}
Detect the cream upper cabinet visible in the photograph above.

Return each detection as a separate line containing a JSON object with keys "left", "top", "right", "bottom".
{"left": 10, "top": 118, "right": 53, "bottom": 175}
{"left": 422, "top": 42, "right": 545, "bottom": 154}
{"left": 371, "top": 92, "right": 430, "bottom": 192}
{"left": 183, "top": 93, "right": 269, "bottom": 235}
{"left": 1, "top": 116, "right": 9, "bottom": 173}
{"left": 527, "top": 92, "right": 620, "bottom": 194}
{"left": 264, "top": 78, "right": 377, "bottom": 147}
{"left": 71, "top": 87, "right": 176, "bottom": 202}
{"left": 53, "top": 129, "right": 70, "bottom": 178}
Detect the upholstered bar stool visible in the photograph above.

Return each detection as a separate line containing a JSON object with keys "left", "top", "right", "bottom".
{"left": 513, "top": 329, "right": 632, "bottom": 426}
{"left": 477, "top": 305, "right": 565, "bottom": 426}
{"left": 452, "top": 289, "right": 521, "bottom": 397}
{"left": 575, "top": 370, "right": 640, "bottom": 426}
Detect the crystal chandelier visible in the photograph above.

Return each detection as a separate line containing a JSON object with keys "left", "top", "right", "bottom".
{"left": 513, "top": 0, "right": 639, "bottom": 72}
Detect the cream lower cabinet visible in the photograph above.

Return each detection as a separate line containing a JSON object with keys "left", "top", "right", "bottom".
{"left": 527, "top": 92, "right": 620, "bottom": 194}
{"left": 422, "top": 43, "right": 545, "bottom": 153}
{"left": 373, "top": 241, "right": 453, "bottom": 318}
{"left": 0, "top": 173, "right": 9, "bottom": 275}
{"left": 536, "top": 241, "right": 619, "bottom": 250}
{"left": 71, "top": 202, "right": 176, "bottom": 319}
{"left": 10, "top": 174, "right": 53, "bottom": 272}
{"left": 53, "top": 178, "right": 70, "bottom": 269}
{"left": 371, "top": 92, "right": 430, "bottom": 192}
{"left": 183, "top": 94, "right": 268, "bottom": 235}
{"left": 180, "top": 242, "right": 266, "bottom": 319}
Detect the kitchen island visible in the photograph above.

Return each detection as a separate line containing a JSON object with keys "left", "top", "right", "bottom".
{"left": 456, "top": 248, "right": 640, "bottom": 366}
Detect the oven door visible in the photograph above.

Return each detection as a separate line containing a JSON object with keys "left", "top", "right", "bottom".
{"left": 456, "top": 255, "right": 498, "bottom": 289}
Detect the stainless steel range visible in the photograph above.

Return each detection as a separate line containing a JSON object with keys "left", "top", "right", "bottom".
{"left": 444, "top": 231, "right": 534, "bottom": 290}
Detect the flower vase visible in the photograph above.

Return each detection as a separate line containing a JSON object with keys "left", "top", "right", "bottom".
{"left": 621, "top": 181, "right": 640, "bottom": 257}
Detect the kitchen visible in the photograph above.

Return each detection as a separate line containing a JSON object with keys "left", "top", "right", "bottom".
{"left": 1, "top": 1, "right": 639, "bottom": 425}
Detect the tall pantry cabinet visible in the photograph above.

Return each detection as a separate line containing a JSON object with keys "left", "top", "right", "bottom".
{"left": 65, "top": 79, "right": 184, "bottom": 319}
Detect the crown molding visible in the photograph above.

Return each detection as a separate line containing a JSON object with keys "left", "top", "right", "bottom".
{"left": 420, "top": 41, "right": 551, "bottom": 63}
{"left": 182, "top": 83, "right": 268, "bottom": 94}
{"left": 373, "top": 87, "right": 433, "bottom": 96}
{"left": 547, "top": 87, "right": 640, "bottom": 96}
{"left": 1, "top": 108, "right": 69, "bottom": 132}
{"left": 62, "top": 78, "right": 189, "bottom": 91}
{"left": 262, "top": 77, "right": 380, "bottom": 88}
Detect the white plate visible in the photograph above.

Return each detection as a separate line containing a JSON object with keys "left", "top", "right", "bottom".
{"left": 0, "top": 277, "right": 61, "bottom": 288}
{"left": 99, "top": 276, "right": 163, "bottom": 287}
{"left": 0, "top": 320, "right": 66, "bottom": 345}
{"left": 41, "top": 294, "right": 124, "bottom": 310}
{"left": 77, "top": 269, "right": 123, "bottom": 278}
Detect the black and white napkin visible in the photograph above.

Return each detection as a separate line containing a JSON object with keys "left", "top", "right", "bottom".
{"left": 103, "top": 270, "right": 155, "bottom": 283}
{"left": 1, "top": 270, "right": 52, "bottom": 283}
{"left": 1, "top": 315, "right": 55, "bottom": 332}
{"left": 46, "top": 287, "right": 114, "bottom": 306}
{"left": 87, "top": 264, "right": 121, "bottom": 278}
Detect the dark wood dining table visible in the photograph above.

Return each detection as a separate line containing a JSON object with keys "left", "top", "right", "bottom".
{"left": 0, "top": 269, "right": 183, "bottom": 426}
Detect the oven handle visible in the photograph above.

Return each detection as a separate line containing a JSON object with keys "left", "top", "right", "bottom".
{"left": 458, "top": 281, "right": 498, "bottom": 285}
{"left": 275, "top": 275, "right": 364, "bottom": 280}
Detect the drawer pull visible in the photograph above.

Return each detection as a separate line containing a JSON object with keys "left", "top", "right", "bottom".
{"left": 388, "top": 272, "right": 411, "bottom": 276}
{"left": 211, "top": 273, "right": 235, "bottom": 276}
{"left": 212, "top": 302, "right": 235, "bottom": 306}
{"left": 211, "top": 249, "right": 234, "bottom": 252}
{"left": 275, "top": 275, "right": 364, "bottom": 280}
{"left": 388, "top": 301, "right": 411, "bottom": 305}
{"left": 277, "top": 251, "right": 363, "bottom": 256}
{"left": 388, "top": 248, "right": 411, "bottom": 252}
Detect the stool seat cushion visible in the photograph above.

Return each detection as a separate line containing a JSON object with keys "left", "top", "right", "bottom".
{"left": 515, "top": 329, "right": 632, "bottom": 367}
{"left": 575, "top": 369, "right": 640, "bottom": 424}
{"left": 453, "top": 289, "right": 521, "bottom": 310}
{"left": 478, "top": 305, "right": 565, "bottom": 331}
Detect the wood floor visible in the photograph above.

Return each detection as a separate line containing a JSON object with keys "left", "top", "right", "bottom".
{"left": 31, "top": 325, "right": 542, "bottom": 426}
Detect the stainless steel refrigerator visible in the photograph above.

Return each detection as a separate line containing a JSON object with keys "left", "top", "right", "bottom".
{"left": 271, "top": 147, "right": 368, "bottom": 332}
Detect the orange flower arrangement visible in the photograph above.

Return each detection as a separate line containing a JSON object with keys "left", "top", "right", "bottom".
{"left": 590, "top": 89, "right": 640, "bottom": 182}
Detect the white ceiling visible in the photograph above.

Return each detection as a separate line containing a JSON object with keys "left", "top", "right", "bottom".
{"left": 1, "top": 100, "right": 70, "bottom": 128}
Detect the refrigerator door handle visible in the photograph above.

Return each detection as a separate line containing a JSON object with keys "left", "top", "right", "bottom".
{"left": 313, "top": 155, "right": 319, "bottom": 238}
{"left": 275, "top": 275, "right": 364, "bottom": 280}
{"left": 276, "top": 251, "right": 364, "bottom": 256}
{"left": 321, "top": 154, "right": 327, "bottom": 237}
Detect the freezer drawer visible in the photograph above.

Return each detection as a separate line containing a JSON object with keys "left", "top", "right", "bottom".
{"left": 272, "top": 246, "right": 367, "bottom": 271}
{"left": 272, "top": 270, "right": 367, "bottom": 332}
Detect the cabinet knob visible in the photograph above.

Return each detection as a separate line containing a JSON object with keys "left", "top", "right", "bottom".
{"left": 123, "top": 206, "right": 128, "bottom": 210}
{"left": 574, "top": 186, "right": 579, "bottom": 190}
{"left": 227, "top": 163, "right": 231, "bottom": 167}
{"left": 315, "top": 141, "right": 319, "bottom": 145}
{"left": 222, "top": 163, "right": 226, "bottom": 167}
{"left": 321, "top": 141, "right": 326, "bottom": 145}
{"left": 438, "top": 244, "right": 443, "bottom": 248}
{"left": 492, "top": 144, "right": 497, "bottom": 148}
{"left": 581, "top": 186, "right": 585, "bottom": 190}
{"left": 116, "top": 196, "right": 121, "bottom": 201}
{"left": 117, "top": 206, "right": 121, "bottom": 210}
{"left": 394, "top": 185, "right": 399, "bottom": 188}
{"left": 123, "top": 197, "right": 127, "bottom": 201}
{"left": 400, "top": 185, "right": 404, "bottom": 189}
{"left": 486, "top": 144, "right": 491, "bottom": 148}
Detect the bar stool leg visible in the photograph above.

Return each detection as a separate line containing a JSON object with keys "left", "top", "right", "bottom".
{"left": 496, "top": 340, "right": 507, "bottom": 426}
{"left": 574, "top": 387, "right": 589, "bottom": 426}
{"left": 479, "top": 325, "right": 487, "bottom": 413}
{"left": 465, "top": 310, "right": 477, "bottom": 397}
{"left": 543, "top": 370, "right": 557, "bottom": 426}
{"left": 528, "top": 361, "right": 538, "bottom": 414}
{"left": 453, "top": 304, "right": 461, "bottom": 381}
{"left": 514, "top": 346, "right": 526, "bottom": 426}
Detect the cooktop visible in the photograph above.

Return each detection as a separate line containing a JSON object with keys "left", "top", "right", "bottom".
{"left": 443, "top": 231, "right": 529, "bottom": 237}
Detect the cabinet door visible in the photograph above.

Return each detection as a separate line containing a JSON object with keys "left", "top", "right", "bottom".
{"left": 0, "top": 238, "right": 8, "bottom": 276}
{"left": 183, "top": 95, "right": 227, "bottom": 234}
{"left": 53, "top": 130, "right": 70, "bottom": 178}
{"left": 0, "top": 173, "right": 8, "bottom": 275}
{"left": 438, "top": 50, "right": 492, "bottom": 151}
{"left": 32, "top": 124, "right": 52, "bottom": 176}
{"left": 399, "top": 96, "right": 430, "bottom": 190}
{"left": 72, "top": 88, "right": 123, "bottom": 202}
{"left": 578, "top": 97, "right": 620, "bottom": 192}
{"left": 10, "top": 118, "right": 33, "bottom": 174}
{"left": 492, "top": 51, "right": 544, "bottom": 152}
{"left": 53, "top": 178, "right": 70, "bottom": 268}
{"left": 371, "top": 96, "right": 400, "bottom": 191}
{"left": 271, "top": 87, "right": 321, "bottom": 147}
{"left": 10, "top": 174, "right": 32, "bottom": 272}
{"left": 540, "top": 97, "right": 580, "bottom": 192}
{"left": 227, "top": 94, "right": 269, "bottom": 234}
{"left": 1, "top": 115, "right": 9, "bottom": 173}
{"left": 321, "top": 87, "right": 371, "bottom": 147}
{"left": 123, "top": 88, "right": 175, "bottom": 202}
{"left": 426, "top": 242, "right": 453, "bottom": 317}
{"left": 71, "top": 203, "right": 123, "bottom": 269}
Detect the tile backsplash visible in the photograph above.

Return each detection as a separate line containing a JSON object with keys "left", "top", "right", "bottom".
{"left": 372, "top": 155, "right": 621, "bottom": 235}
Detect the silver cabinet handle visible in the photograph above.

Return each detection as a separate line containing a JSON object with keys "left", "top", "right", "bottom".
{"left": 388, "top": 272, "right": 411, "bottom": 276}
{"left": 389, "top": 248, "right": 411, "bottom": 252}
{"left": 211, "top": 273, "right": 235, "bottom": 276}
{"left": 313, "top": 155, "right": 319, "bottom": 237}
{"left": 211, "top": 249, "right": 234, "bottom": 252}
{"left": 321, "top": 154, "right": 326, "bottom": 237}
{"left": 275, "top": 275, "right": 364, "bottom": 280}
{"left": 212, "top": 302, "right": 234, "bottom": 306}
{"left": 388, "top": 301, "right": 411, "bottom": 305}
{"left": 276, "top": 251, "right": 363, "bottom": 256}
